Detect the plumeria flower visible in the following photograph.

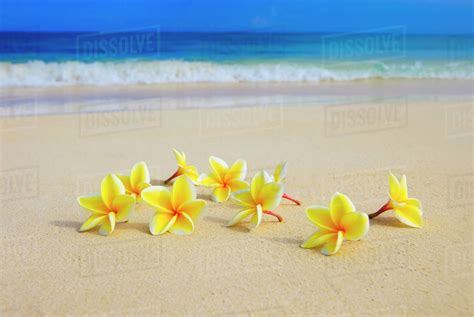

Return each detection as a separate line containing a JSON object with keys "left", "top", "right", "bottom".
{"left": 198, "top": 156, "right": 249, "bottom": 203}
{"left": 269, "top": 161, "right": 300, "bottom": 205}
{"left": 116, "top": 161, "right": 151, "bottom": 200}
{"left": 301, "top": 192, "right": 369, "bottom": 256}
{"left": 78, "top": 174, "right": 135, "bottom": 236}
{"left": 164, "top": 149, "right": 199, "bottom": 184}
{"left": 142, "top": 175, "right": 205, "bottom": 235}
{"left": 227, "top": 171, "right": 284, "bottom": 229}
{"left": 368, "top": 172, "right": 423, "bottom": 228}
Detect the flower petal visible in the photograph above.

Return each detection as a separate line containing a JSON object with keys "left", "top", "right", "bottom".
{"left": 231, "top": 189, "right": 254, "bottom": 207}
{"left": 141, "top": 186, "right": 174, "bottom": 213}
{"left": 101, "top": 174, "right": 125, "bottom": 209}
{"left": 225, "top": 159, "right": 247, "bottom": 182}
{"left": 320, "top": 231, "right": 344, "bottom": 256}
{"left": 212, "top": 186, "right": 231, "bottom": 203}
{"left": 226, "top": 208, "right": 255, "bottom": 227}
{"left": 169, "top": 212, "right": 194, "bottom": 235}
{"left": 300, "top": 230, "right": 336, "bottom": 249}
{"left": 209, "top": 156, "right": 229, "bottom": 181}
{"left": 399, "top": 175, "right": 408, "bottom": 200}
{"left": 250, "top": 171, "right": 272, "bottom": 201}
{"left": 130, "top": 162, "right": 150, "bottom": 189}
{"left": 306, "top": 206, "right": 336, "bottom": 231}
{"left": 149, "top": 213, "right": 177, "bottom": 235}
{"left": 116, "top": 175, "right": 133, "bottom": 194}
{"left": 173, "top": 149, "right": 186, "bottom": 166}
{"left": 393, "top": 204, "right": 423, "bottom": 228}
{"left": 250, "top": 204, "right": 263, "bottom": 228}
{"left": 77, "top": 195, "right": 108, "bottom": 214}
{"left": 228, "top": 179, "right": 249, "bottom": 192}
{"left": 80, "top": 214, "right": 107, "bottom": 232}
{"left": 172, "top": 175, "right": 196, "bottom": 209}
{"left": 389, "top": 172, "right": 402, "bottom": 200}
{"left": 99, "top": 212, "right": 116, "bottom": 236}
{"left": 112, "top": 194, "right": 135, "bottom": 222}
{"left": 340, "top": 212, "right": 369, "bottom": 241}
{"left": 179, "top": 199, "right": 206, "bottom": 222}
{"left": 405, "top": 198, "right": 422, "bottom": 213}
{"left": 136, "top": 182, "right": 151, "bottom": 194}
{"left": 181, "top": 165, "right": 199, "bottom": 182}
{"left": 273, "top": 161, "right": 288, "bottom": 184}
{"left": 330, "top": 192, "right": 355, "bottom": 226}
{"left": 198, "top": 173, "right": 222, "bottom": 187}
{"left": 259, "top": 182, "right": 283, "bottom": 210}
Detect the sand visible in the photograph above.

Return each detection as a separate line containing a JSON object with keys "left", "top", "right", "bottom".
{"left": 0, "top": 81, "right": 472, "bottom": 315}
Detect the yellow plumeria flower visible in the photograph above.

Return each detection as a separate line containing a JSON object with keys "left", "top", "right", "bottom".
{"left": 142, "top": 175, "right": 205, "bottom": 235}
{"left": 116, "top": 161, "right": 151, "bottom": 200}
{"left": 78, "top": 174, "right": 135, "bottom": 236}
{"left": 368, "top": 172, "right": 423, "bottom": 228}
{"left": 227, "top": 171, "right": 284, "bottom": 229}
{"left": 199, "top": 156, "right": 249, "bottom": 203}
{"left": 301, "top": 192, "right": 369, "bottom": 256}
{"left": 270, "top": 161, "right": 300, "bottom": 205}
{"left": 164, "top": 149, "right": 199, "bottom": 184}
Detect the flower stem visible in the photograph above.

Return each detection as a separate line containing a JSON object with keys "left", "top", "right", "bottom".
{"left": 264, "top": 210, "right": 284, "bottom": 222}
{"left": 368, "top": 200, "right": 392, "bottom": 219}
{"left": 282, "top": 193, "right": 301, "bottom": 205}
{"left": 164, "top": 170, "right": 181, "bottom": 184}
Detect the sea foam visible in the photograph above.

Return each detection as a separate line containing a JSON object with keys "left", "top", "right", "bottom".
{"left": 0, "top": 60, "right": 472, "bottom": 87}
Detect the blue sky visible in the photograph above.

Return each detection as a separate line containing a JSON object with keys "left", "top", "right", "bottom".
{"left": 0, "top": 0, "right": 472, "bottom": 33}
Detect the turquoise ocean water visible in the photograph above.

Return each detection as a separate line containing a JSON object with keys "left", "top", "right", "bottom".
{"left": 0, "top": 30, "right": 472, "bottom": 86}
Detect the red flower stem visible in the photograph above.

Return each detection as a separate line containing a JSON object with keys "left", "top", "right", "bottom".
{"left": 282, "top": 193, "right": 301, "bottom": 205}
{"left": 264, "top": 210, "right": 284, "bottom": 222}
{"left": 164, "top": 170, "right": 181, "bottom": 184}
{"left": 368, "top": 200, "right": 392, "bottom": 219}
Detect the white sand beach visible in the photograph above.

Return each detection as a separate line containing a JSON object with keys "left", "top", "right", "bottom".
{"left": 0, "top": 80, "right": 472, "bottom": 315}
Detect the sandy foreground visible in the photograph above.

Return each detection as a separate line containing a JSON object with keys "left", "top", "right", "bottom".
{"left": 0, "top": 81, "right": 473, "bottom": 315}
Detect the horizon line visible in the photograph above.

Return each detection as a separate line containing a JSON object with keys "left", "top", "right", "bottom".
{"left": 0, "top": 29, "right": 473, "bottom": 36}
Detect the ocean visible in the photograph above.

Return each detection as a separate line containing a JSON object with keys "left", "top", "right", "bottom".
{"left": 0, "top": 29, "right": 472, "bottom": 87}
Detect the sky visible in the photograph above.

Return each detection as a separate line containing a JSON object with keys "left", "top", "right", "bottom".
{"left": 0, "top": 0, "right": 472, "bottom": 34}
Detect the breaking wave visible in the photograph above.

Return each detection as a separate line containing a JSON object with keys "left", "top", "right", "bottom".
{"left": 0, "top": 60, "right": 472, "bottom": 87}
